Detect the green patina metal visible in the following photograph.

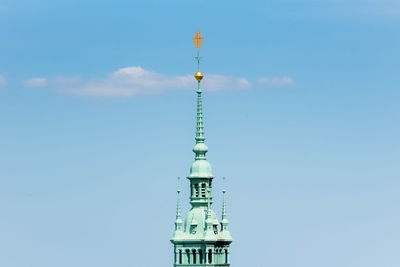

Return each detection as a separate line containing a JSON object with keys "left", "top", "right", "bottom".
{"left": 171, "top": 30, "right": 232, "bottom": 267}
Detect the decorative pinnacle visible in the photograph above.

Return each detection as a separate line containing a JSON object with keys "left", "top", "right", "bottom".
{"left": 173, "top": 177, "right": 184, "bottom": 240}
{"left": 206, "top": 187, "right": 212, "bottom": 219}
{"left": 176, "top": 177, "right": 181, "bottom": 220}
{"left": 222, "top": 177, "right": 227, "bottom": 219}
{"left": 204, "top": 186, "right": 217, "bottom": 240}
{"left": 193, "top": 30, "right": 204, "bottom": 82}
{"left": 220, "top": 177, "right": 232, "bottom": 241}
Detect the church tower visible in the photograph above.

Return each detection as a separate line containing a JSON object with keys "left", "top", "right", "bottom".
{"left": 171, "top": 30, "right": 233, "bottom": 266}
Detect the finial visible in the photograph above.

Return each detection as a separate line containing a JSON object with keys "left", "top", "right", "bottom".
{"left": 195, "top": 71, "right": 204, "bottom": 82}
{"left": 193, "top": 30, "right": 204, "bottom": 82}
{"left": 192, "top": 29, "right": 204, "bottom": 51}
{"left": 222, "top": 177, "right": 227, "bottom": 194}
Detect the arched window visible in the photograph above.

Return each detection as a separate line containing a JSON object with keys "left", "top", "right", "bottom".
{"left": 199, "top": 249, "right": 203, "bottom": 264}
{"left": 213, "top": 225, "right": 218, "bottom": 234}
{"left": 179, "top": 249, "right": 182, "bottom": 264}
{"left": 201, "top": 183, "right": 206, "bottom": 197}
{"left": 192, "top": 249, "right": 197, "bottom": 264}
{"left": 186, "top": 249, "right": 190, "bottom": 264}
{"left": 194, "top": 184, "right": 199, "bottom": 197}
{"left": 208, "top": 249, "right": 212, "bottom": 264}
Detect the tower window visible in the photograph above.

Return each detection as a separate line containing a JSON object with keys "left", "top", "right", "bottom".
{"left": 208, "top": 249, "right": 212, "bottom": 264}
{"left": 194, "top": 184, "right": 199, "bottom": 197}
{"left": 186, "top": 249, "right": 190, "bottom": 264}
{"left": 199, "top": 249, "right": 203, "bottom": 264}
{"left": 201, "top": 183, "right": 206, "bottom": 197}
{"left": 225, "top": 249, "right": 228, "bottom": 264}
{"left": 192, "top": 249, "right": 197, "bottom": 264}
{"left": 179, "top": 249, "right": 182, "bottom": 264}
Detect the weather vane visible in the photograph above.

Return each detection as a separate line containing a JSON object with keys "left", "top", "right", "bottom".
{"left": 193, "top": 29, "right": 204, "bottom": 83}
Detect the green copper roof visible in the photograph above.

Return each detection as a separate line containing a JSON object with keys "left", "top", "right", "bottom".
{"left": 189, "top": 160, "right": 212, "bottom": 178}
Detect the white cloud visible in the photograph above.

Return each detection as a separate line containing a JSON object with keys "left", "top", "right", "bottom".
{"left": 35, "top": 66, "right": 252, "bottom": 97}
{"left": 25, "top": 66, "right": 292, "bottom": 97}
{"left": 24, "top": 78, "right": 48, "bottom": 87}
{"left": 55, "top": 67, "right": 193, "bottom": 96}
{"left": 203, "top": 75, "right": 250, "bottom": 91}
{"left": 0, "top": 75, "right": 7, "bottom": 87}
{"left": 258, "top": 76, "right": 294, "bottom": 87}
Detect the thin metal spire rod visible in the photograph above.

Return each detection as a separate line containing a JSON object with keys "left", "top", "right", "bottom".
{"left": 176, "top": 177, "right": 181, "bottom": 219}
{"left": 196, "top": 50, "right": 201, "bottom": 71}
{"left": 222, "top": 177, "right": 227, "bottom": 219}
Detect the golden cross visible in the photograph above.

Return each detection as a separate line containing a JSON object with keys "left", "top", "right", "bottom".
{"left": 192, "top": 29, "right": 204, "bottom": 50}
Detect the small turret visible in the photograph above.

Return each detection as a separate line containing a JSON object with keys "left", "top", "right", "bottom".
{"left": 219, "top": 180, "right": 232, "bottom": 241}
{"left": 172, "top": 178, "right": 184, "bottom": 240}
{"left": 204, "top": 188, "right": 217, "bottom": 241}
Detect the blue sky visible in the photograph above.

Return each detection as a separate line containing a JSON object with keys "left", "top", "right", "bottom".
{"left": 0, "top": 0, "right": 399, "bottom": 267}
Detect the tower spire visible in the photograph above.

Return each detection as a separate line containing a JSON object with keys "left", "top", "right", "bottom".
{"left": 171, "top": 30, "right": 232, "bottom": 267}
{"left": 188, "top": 30, "right": 213, "bottom": 209}
{"left": 192, "top": 30, "right": 207, "bottom": 161}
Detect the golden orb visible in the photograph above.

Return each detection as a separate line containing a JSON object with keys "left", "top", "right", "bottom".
{"left": 195, "top": 71, "right": 204, "bottom": 82}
